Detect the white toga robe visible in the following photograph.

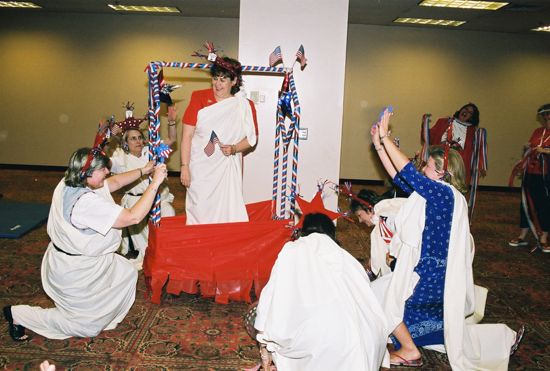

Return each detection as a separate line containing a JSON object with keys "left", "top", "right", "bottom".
{"left": 255, "top": 233, "right": 388, "bottom": 371}
{"left": 12, "top": 180, "right": 137, "bottom": 339}
{"left": 186, "top": 92, "right": 257, "bottom": 225}
{"left": 110, "top": 146, "right": 175, "bottom": 264}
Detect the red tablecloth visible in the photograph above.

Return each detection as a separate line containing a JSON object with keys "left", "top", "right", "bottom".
{"left": 143, "top": 200, "right": 293, "bottom": 304}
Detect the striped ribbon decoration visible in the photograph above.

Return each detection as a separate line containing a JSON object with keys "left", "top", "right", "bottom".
{"left": 468, "top": 127, "right": 488, "bottom": 221}
{"left": 419, "top": 113, "right": 431, "bottom": 162}
{"left": 145, "top": 59, "right": 292, "bottom": 221}
{"left": 288, "top": 71, "right": 301, "bottom": 218}
{"left": 147, "top": 61, "right": 286, "bottom": 74}
{"left": 146, "top": 62, "right": 163, "bottom": 226}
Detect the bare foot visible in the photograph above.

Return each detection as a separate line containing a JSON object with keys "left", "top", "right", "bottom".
{"left": 390, "top": 348, "right": 422, "bottom": 364}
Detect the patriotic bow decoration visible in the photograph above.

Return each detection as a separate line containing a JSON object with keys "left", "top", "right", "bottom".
{"left": 154, "top": 141, "right": 173, "bottom": 164}
{"left": 278, "top": 73, "right": 293, "bottom": 119}
{"left": 80, "top": 121, "right": 111, "bottom": 179}
{"left": 204, "top": 130, "right": 220, "bottom": 157}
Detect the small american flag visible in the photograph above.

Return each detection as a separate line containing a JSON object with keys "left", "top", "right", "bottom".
{"left": 296, "top": 44, "right": 307, "bottom": 69}
{"left": 379, "top": 216, "right": 393, "bottom": 244}
{"left": 204, "top": 130, "right": 220, "bottom": 157}
{"left": 269, "top": 46, "right": 283, "bottom": 67}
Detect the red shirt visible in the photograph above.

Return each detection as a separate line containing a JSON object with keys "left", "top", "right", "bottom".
{"left": 526, "top": 127, "right": 550, "bottom": 175}
{"left": 182, "top": 89, "right": 259, "bottom": 135}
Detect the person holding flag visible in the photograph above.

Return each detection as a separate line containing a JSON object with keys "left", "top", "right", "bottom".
{"left": 180, "top": 44, "right": 258, "bottom": 225}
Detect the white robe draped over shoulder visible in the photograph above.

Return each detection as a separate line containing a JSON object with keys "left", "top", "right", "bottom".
{"left": 12, "top": 180, "right": 138, "bottom": 339}
{"left": 186, "top": 92, "right": 257, "bottom": 225}
{"left": 255, "top": 233, "right": 388, "bottom": 371}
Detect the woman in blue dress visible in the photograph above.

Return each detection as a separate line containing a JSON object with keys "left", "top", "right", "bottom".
{"left": 371, "top": 107, "right": 468, "bottom": 367}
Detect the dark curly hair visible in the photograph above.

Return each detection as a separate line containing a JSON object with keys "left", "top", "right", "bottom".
{"left": 453, "top": 103, "right": 480, "bottom": 126}
{"left": 210, "top": 57, "right": 243, "bottom": 95}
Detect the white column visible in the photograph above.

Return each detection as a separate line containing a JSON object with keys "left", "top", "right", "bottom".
{"left": 239, "top": 0, "right": 349, "bottom": 212}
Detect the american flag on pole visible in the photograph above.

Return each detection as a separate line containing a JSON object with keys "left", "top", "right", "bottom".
{"left": 269, "top": 46, "right": 283, "bottom": 67}
{"left": 379, "top": 216, "right": 394, "bottom": 244}
{"left": 204, "top": 130, "right": 220, "bottom": 157}
{"left": 296, "top": 44, "right": 307, "bottom": 69}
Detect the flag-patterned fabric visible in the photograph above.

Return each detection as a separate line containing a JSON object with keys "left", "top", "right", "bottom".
{"left": 269, "top": 46, "right": 283, "bottom": 67}
{"left": 204, "top": 130, "right": 220, "bottom": 157}
{"left": 379, "top": 216, "right": 393, "bottom": 244}
{"left": 296, "top": 44, "right": 307, "bottom": 68}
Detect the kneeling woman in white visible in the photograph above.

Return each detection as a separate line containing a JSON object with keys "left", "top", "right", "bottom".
{"left": 4, "top": 147, "right": 167, "bottom": 340}
{"left": 254, "top": 213, "right": 388, "bottom": 371}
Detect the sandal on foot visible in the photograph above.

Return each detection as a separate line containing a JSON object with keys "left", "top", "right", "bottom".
{"left": 390, "top": 354, "right": 423, "bottom": 367}
{"left": 3, "top": 306, "right": 29, "bottom": 342}
{"left": 508, "top": 238, "right": 528, "bottom": 247}
{"left": 541, "top": 245, "right": 550, "bottom": 253}
{"left": 510, "top": 324, "right": 525, "bottom": 355}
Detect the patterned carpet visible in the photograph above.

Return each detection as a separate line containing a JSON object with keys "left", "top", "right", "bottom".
{"left": 0, "top": 169, "right": 548, "bottom": 370}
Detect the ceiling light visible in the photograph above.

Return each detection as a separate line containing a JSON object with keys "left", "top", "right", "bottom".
{"left": 394, "top": 17, "right": 466, "bottom": 27}
{"left": 419, "top": 0, "right": 508, "bottom": 10}
{"left": 0, "top": 1, "right": 41, "bottom": 8}
{"left": 532, "top": 25, "right": 550, "bottom": 32}
{"left": 108, "top": 4, "right": 180, "bottom": 13}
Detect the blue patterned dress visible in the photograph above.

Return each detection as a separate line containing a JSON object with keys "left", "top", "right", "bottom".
{"left": 392, "top": 162, "right": 455, "bottom": 348}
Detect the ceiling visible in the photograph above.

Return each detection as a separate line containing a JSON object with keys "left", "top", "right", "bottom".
{"left": 4, "top": 0, "right": 550, "bottom": 35}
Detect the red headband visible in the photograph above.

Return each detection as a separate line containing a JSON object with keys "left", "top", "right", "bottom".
{"left": 80, "top": 122, "right": 110, "bottom": 179}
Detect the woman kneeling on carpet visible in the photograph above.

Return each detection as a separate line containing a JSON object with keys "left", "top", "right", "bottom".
{"left": 3, "top": 139, "right": 167, "bottom": 341}
{"left": 254, "top": 213, "right": 388, "bottom": 371}
{"left": 372, "top": 107, "right": 523, "bottom": 370}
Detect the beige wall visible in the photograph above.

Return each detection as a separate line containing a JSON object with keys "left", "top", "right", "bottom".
{"left": 342, "top": 24, "right": 550, "bottom": 186}
{"left": 0, "top": 12, "right": 238, "bottom": 170}
{"left": 1, "top": 14, "right": 549, "bottom": 186}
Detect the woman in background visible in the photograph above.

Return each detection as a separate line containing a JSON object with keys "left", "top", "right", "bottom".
{"left": 509, "top": 103, "right": 550, "bottom": 252}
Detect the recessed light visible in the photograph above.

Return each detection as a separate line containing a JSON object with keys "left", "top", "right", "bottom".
{"left": 419, "top": 0, "right": 508, "bottom": 10}
{"left": 107, "top": 4, "right": 180, "bottom": 13}
{"left": 394, "top": 17, "right": 466, "bottom": 27}
{"left": 0, "top": 1, "right": 41, "bottom": 8}
{"left": 532, "top": 25, "right": 550, "bottom": 32}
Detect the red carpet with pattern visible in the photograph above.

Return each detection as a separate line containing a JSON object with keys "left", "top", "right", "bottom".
{"left": 0, "top": 169, "right": 548, "bottom": 370}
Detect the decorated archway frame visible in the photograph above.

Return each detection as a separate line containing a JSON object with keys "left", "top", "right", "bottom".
{"left": 145, "top": 60, "right": 299, "bottom": 226}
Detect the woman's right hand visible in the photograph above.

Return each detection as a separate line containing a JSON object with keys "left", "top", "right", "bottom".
{"left": 180, "top": 166, "right": 191, "bottom": 187}
{"left": 152, "top": 164, "right": 168, "bottom": 186}
{"left": 371, "top": 124, "right": 381, "bottom": 146}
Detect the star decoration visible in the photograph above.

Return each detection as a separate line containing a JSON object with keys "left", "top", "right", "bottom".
{"left": 295, "top": 190, "right": 342, "bottom": 228}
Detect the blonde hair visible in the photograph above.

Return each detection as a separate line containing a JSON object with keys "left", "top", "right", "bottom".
{"left": 428, "top": 146, "right": 467, "bottom": 194}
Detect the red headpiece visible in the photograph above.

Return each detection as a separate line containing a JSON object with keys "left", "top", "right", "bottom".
{"left": 80, "top": 121, "right": 110, "bottom": 179}
{"left": 114, "top": 102, "right": 146, "bottom": 133}
{"left": 295, "top": 190, "right": 342, "bottom": 228}
{"left": 193, "top": 41, "right": 241, "bottom": 76}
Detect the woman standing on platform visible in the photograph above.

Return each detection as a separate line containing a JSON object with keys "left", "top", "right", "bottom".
{"left": 110, "top": 104, "right": 177, "bottom": 268}
{"left": 180, "top": 55, "right": 258, "bottom": 225}
{"left": 4, "top": 143, "right": 167, "bottom": 341}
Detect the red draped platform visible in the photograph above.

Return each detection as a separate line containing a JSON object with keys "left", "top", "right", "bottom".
{"left": 143, "top": 200, "right": 293, "bottom": 304}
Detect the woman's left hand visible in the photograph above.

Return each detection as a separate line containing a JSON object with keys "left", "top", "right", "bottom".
{"left": 142, "top": 161, "right": 155, "bottom": 175}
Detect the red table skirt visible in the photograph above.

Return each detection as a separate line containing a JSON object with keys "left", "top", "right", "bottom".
{"left": 143, "top": 200, "right": 293, "bottom": 304}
